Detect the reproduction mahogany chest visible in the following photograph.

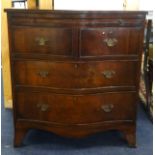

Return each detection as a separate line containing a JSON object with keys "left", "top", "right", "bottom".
{"left": 5, "top": 9, "right": 146, "bottom": 147}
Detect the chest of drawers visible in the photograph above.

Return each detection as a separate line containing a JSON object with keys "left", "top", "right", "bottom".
{"left": 5, "top": 9, "right": 146, "bottom": 147}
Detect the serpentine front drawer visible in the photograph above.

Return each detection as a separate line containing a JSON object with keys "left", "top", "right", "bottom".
{"left": 14, "top": 60, "right": 138, "bottom": 89}
{"left": 16, "top": 91, "right": 136, "bottom": 124}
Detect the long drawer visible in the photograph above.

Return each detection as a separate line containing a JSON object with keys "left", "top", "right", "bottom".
{"left": 16, "top": 91, "right": 136, "bottom": 124}
{"left": 13, "top": 60, "right": 138, "bottom": 89}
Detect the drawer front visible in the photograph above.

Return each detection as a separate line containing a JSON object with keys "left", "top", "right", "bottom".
{"left": 80, "top": 27, "right": 141, "bottom": 57}
{"left": 14, "top": 61, "right": 137, "bottom": 89}
{"left": 16, "top": 91, "right": 136, "bottom": 124}
{"left": 12, "top": 27, "right": 73, "bottom": 56}
{"left": 14, "top": 60, "right": 137, "bottom": 88}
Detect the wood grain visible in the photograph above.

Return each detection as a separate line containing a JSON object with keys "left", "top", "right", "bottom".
{"left": 5, "top": 10, "right": 146, "bottom": 147}
{"left": 13, "top": 60, "right": 138, "bottom": 88}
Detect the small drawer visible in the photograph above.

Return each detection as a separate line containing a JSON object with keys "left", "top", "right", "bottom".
{"left": 12, "top": 26, "right": 73, "bottom": 56}
{"left": 16, "top": 91, "right": 136, "bottom": 124}
{"left": 80, "top": 27, "right": 142, "bottom": 57}
{"left": 14, "top": 60, "right": 138, "bottom": 89}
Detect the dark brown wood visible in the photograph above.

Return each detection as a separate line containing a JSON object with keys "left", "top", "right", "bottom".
{"left": 80, "top": 27, "right": 142, "bottom": 57}
{"left": 13, "top": 60, "right": 138, "bottom": 88}
{"left": 12, "top": 26, "right": 73, "bottom": 56}
{"left": 15, "top": 91, "right": 137, "bottom": 124}
{"left": 5, "top": 9, "right": 147, "bottom": 147}
{"left": 15, "top": 85, "right": 136, "bottom": 95}
{"left": 14, "top": 123, "right": 28, "bottom": 147}
{"left": 121, "top": 124, "right": 136, "bottom": 147}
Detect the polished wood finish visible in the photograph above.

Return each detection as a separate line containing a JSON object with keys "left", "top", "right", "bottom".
{"left": 16, "top": 91, "right": 136, "bottom": 123}
{"left": 5, "top": 9, "right": 146, "bottom": 147}
{"left": 80, "top": 27, "right": 141, "bottom": 56}
{"left": 14, "top": 60, "right": 138, "bottom": 88}
{"left": 12, "top": 27, "right": 73, "bottom": 55}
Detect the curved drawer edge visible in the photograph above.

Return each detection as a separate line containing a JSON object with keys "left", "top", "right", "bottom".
{"left": 17, "top": 119, "right": 134, "bottom": 128}
{"left": 16, "top": 119, "right": 135, "bottom": 138}
{"left": 15, "top": 85, "right": 136, "bottom": 94}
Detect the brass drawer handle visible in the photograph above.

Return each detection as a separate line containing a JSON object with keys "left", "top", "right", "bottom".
{"left": 37, "top": 103, "right": 49, "bottom": 112}
{"left": 37, "top": 71, "right": 49, "bottom": 78}
{"left": 101, "top": 104, "right": 114, "bottom": 113}
{"left": 102, "top": 70, "right": 115, "bottom": 79}
{"left": 118, "top": 19, "right": 124, "bottom": 25}
{"left": 35, "top": 37, "right": 49, "bottom": 46}
{"left": 104, "top": 38, "right": 118, "bottom": 47}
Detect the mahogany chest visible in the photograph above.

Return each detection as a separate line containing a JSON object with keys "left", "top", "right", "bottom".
{"left": 5, "top": 9, "right": 146, "bottom": 147}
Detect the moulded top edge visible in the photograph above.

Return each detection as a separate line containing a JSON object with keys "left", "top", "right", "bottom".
{"left": 4, "top": 9, "right": 147, "bottom": 15}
